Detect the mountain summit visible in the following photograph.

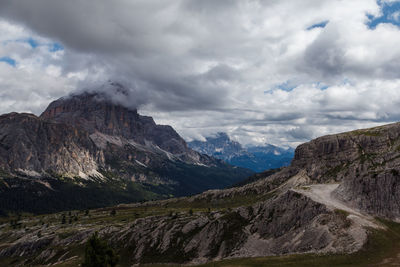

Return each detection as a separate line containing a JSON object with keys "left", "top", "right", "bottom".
{"left": 0, "top": 85, "right": 252, "bottom": 214}
{"left": 41, "top": 90, "right": 190, "bottom": 156}
{"left": 188, "top": 132, "right": 294, "bottom": 172}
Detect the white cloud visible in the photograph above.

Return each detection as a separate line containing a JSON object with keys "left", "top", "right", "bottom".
{"left": 390, "top": 10, "right": 400, "bottom": 22}
{"left": 0, "top": 20, "right": 85, "bottom": 114}
{"left": 0, "top": 1, "right": 400, "bottom": 147}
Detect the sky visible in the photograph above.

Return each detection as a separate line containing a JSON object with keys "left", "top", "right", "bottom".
{"left": 1, "top": 0, "right": 400, "bottom": 147}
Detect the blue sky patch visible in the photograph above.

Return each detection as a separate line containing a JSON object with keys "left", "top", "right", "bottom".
{"left": 0, "top": 56, "right": 16, "bottom": 67}
{"left": 49, "top": 42, "right": 64, "bottom": 52}
{"left": 11, "top": 37, "right": 39, "bottom": 48}
{"left": 26, "top": 37, "right": 39, "bottom": 48}
{"left": 9, "top": 38, "right": 64, "bottom": 53}
{"left": 275, "top": 80, "right": 298, "bottom": 91}
{"left": 264, "top": 81, "right": 330, "bottom": 94}
{"left": 367, "top": 0, "right": 400, "bottom": 29}
{"left": 314, "top": 82, "right": 329, "bottom": 90}
{"left": 307, "top": 20, "right": 329, "bottom": 30}
{"left": 264, "top": 80, "right": 298, "bottom": 94}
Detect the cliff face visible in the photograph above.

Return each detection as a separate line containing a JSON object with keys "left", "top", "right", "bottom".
{"left": 291, "top": 123, "right": 400, "bottom": 219}
{"left": 0, "top": 112, "right": 103, "bottom": 176}
{"left": 40, "top": 91, "right": 189, "bottom": 156}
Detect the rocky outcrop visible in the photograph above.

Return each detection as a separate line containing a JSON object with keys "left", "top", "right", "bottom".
{"left": 291, "top": 123, "right": 400, "bottom": 220}
{"left": 334, "top": 169, "right": 400, "bottom": 220}
{"left": 292, "top": 123, "right": 400, "bottom": 182}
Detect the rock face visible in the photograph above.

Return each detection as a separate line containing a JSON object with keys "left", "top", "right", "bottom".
{"left": 292, "top": 123, "right": 400, "bottom": 219}
{"left": 0, "top": 112, "right": 103, "bottom": 176}
{"left": 188, "top": 132, "right": 294, "bottom": 172}
{"left": 40, "top": 91, "right": 189, "bottom": 156}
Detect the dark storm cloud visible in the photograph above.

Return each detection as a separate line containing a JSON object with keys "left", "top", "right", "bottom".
{"left": 0, "top": 0, "right": 232, "bottom": 111}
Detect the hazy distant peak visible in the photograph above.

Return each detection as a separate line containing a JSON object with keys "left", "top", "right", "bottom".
{"left": 188, "top": 132, "right": 294, "bottom": 172}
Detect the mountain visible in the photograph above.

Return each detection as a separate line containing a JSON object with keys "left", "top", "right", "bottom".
{"left": 187, "top": 132, "right": 245, "bottom": 159}
{"left": 188, "top": 132, "right": 294, "bottom": 172}
{"left": 3, "top": 122, "right": 400, "bottom": 266}
{"left": 0, "top": 84, "right": 252, "bottom": 214}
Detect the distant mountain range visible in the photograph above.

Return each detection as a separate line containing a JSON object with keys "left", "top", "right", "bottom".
{"left": 0, "top": 82, "right": 252, "bottom": 214}
{"left": 188, "top": 132, "right": 294, "bottom": 172}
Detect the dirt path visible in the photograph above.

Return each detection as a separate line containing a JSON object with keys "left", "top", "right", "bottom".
{"left": 293, "top": 184, "right": 380, "bottom": 229}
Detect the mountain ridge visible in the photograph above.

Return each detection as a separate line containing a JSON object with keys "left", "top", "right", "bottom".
{"left": 188, "top": 132, "right": 294, "bottom": 172}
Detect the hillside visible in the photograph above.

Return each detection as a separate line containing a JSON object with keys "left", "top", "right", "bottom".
{"left": 2, "top": 122, "right": 400, "bottom": 265}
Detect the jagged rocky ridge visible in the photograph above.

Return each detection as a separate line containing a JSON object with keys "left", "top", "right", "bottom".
{"left": 188, "top": 132, "right": 294, "bottom": 172}
{"left": 0, "top": 85, "right": 252, "bottom": 214}
{"left": 2, "top": 122, "right": 400, "bottom": 265}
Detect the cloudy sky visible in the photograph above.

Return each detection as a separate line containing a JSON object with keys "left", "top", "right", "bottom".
{"left": 1, "top": 0, "right": 400, "bottom": 147}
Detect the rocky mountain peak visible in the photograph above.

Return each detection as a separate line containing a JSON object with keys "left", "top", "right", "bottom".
{"left": 212, "top": 132, "right": 232, "bottom": 141}
{"left": 188, "top": 132, "right": 294, "bottom": 172}
{"left": 40, "top": 88, "right": 188, "bottom": 155}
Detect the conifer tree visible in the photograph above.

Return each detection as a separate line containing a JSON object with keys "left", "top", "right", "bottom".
{"left": 82, "top": 232, "right": 119, "bottom": 267}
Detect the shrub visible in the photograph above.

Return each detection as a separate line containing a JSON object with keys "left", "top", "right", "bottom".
{"left": 110, "top": 209, "right": 116, "bottom": 216}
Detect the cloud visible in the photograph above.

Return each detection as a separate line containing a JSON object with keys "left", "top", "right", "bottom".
{"left": 0, "top": 0, "right": 400, "bottom": 147}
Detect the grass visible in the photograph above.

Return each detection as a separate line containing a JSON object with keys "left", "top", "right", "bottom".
{"left": 351, "top": 130, "right": 382, "bottom": 137}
